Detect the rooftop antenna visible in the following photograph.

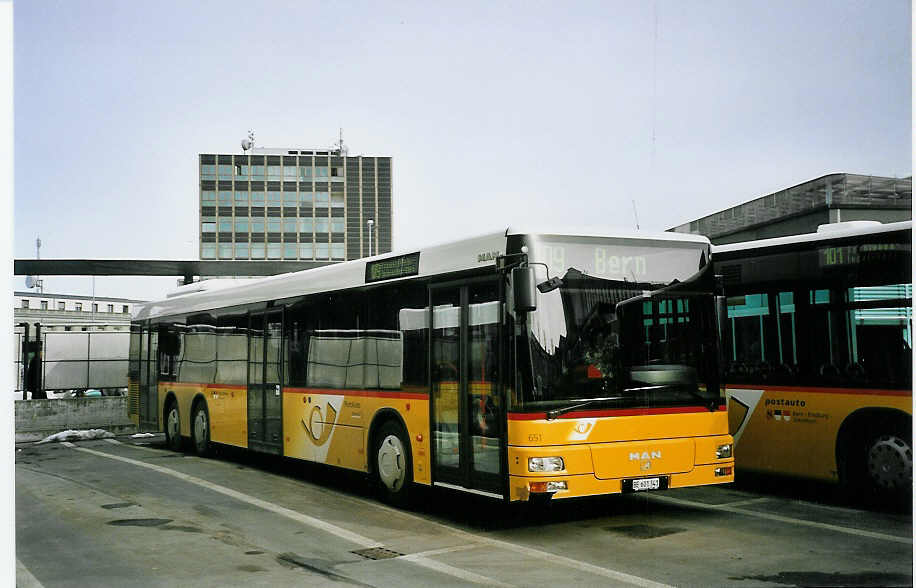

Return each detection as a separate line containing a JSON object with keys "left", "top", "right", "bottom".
{"left": 335, "top": 127, "right": 348, "bottom": 156}
{"left": 27, "top": 235, "right": 44, "bottom": 293}
{"left": 241, "top": 129, "right": 255, "bottom": 152}
{"left": 632, "top": 200, "right": 641, "bottom": 231}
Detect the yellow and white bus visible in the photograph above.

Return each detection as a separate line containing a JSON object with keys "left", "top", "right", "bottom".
{"left": 129, "top": 228, "right": 734, "bottom": 504}
{"left": 715, "top": 220, "right": 911, "bottom": 502}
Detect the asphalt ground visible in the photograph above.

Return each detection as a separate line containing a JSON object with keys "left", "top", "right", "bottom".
{"left": 15, "top": 435, "right": 913, "bottom": 588}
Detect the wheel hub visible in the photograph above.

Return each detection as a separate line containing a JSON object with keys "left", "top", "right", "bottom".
{"left": 867, "top": 435, "right": 913, "bottom": 490}
{"left": 194, "top": 410, "right": 208, "bottom": 442}
{"left": 377, "top": 435, "right": 405, "bottom": 491}
{"left": 167, "top": 408, "right": 179, "bottom": 438}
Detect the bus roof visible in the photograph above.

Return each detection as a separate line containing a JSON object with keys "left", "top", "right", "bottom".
{"left": 134, "top": 228, "right": 711, "bottom": 322}
{"left": 712, "top": 220, "right": 911, "bottom": 254}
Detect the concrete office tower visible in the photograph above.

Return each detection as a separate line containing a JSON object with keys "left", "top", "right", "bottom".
{"left": 199, "top": 146, "right": 392, "bottom": 262}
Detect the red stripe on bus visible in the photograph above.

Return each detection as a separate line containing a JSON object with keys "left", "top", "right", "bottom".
{"left": 507, "top": 405, "right": 727, "bottom": 421}
{"left": 283, "top": 387, "right": 428, "bottom": 400}
{"left": 726, "top": 384, "right": 911, "bottom": 397}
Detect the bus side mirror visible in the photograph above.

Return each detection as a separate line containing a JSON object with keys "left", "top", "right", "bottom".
{"left": 512, "top": 267, "right": 537, "bottom": 313}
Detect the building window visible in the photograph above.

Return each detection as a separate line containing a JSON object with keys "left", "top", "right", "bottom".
{"left": 21, "top": 299, "right": 28, "bottom": 309}
{"left": 40, "top": 300, "right": 48, "bottom": 310}
{"left": 56, "top": 301, "right": 65, "bottom": 310}
{"left": 122, "top": 305, "right": 129, "bottom": 313}
{"left": 202, "top": 244, "right": 217, "bottom": 259}
{"left": 201, "top": 164, "right": 216, "bottom": 179}
{"left": 283, "top": 166, "right": 297, "bottom": 180}
{"left": 267, "top": 219, "right": 281, "bottom": 233}
{"left": 267, "top": 243, "right": 282, "bottom": 259}
{"left": 218, "top": 244, "right": 232, "bottom": 259}
{"left": 251, "top": 219, "right": 265, "bottom": 233}
{"left": 92, "top": 303, "right": 98, "bottom": 313}
{"left": 299, "top": 243, "right": 313, "bottom": 259}
{"left": 235, "top": 218, "right": 249, "bottom": 233}
{"left": 299, "top": 167, "right": 312, "bottom": 181}
{"left": 331, "top": 193, "right": 345, "bottom": 208}
{"left": 267, "top": 165, "right": 282, "bottom": 179}
{"left": 251, "top": 243, "right": 266, "bottom": 258}
{"left": 330, "top": 166, "right": 343, "bottom": 177}
{"left": 201, "top": 190, "right": 216, "bottom": 203}
{"left": 315, "top": 167, "right": 329, "bottom": 178}
{"left": 75, "top": 302, "right": 82, "bottom": 311}
{"left": 251, "top": 192, "right": 265, "bottom": 207}
{"left": 284, "top": 243, "right": 298, "bottom": 259}
{"left": 316, "top": 192, "right": 330, "bottom": 207}
{"left": 202, "top": 222, "right": 216, "bottom": 233}
{"left": 283, "top": 219, "right": 297, "bottom": 233}
{"left": 251, "top": 165, "right": 265, "bottom": 180}
{"left": 316, "top": 242, "right": 329, "bottom": 259}
{"left": 330, "top": 218, "right": 344, "bottom": 234}
{"left": 235, "top": 191, "right": 249, "bottom": 205}
{"left": 315, "top": 218, "right": 330, "bottom": 233}
{"left": 107, "top": 304, "right": 114, "bottom": 313}
{"left": 218, "top": 164, "right": 233, "bottom": 179}
{"left": 235, "top": 243, "right": 250, "bottom": 259}
{"left": 235, "top": 163, "right": 248, "bottom": 178}
{"left": 283, "top": 192, "right": 298, "bottom": 206}
{"left": 299, "top": 218, "right": 314, "bottom": 233}
{"left": 300, "top": 192, "right": 314, "bottom": 206}
{"left": 267, "top": 191, "right": 282, "bottom": 206}
{"left": 218, "top": 219, "right": 233, "bottom": 232}
{"left": 331, "top": 243, "right": 345, "bottom": 260}
{"left": 218, "top": 191, "right": 232, "bottom": 206}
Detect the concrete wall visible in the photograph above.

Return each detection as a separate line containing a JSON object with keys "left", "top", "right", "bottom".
{"left": 15, "top": 397, "right": 136, "bottom": 442}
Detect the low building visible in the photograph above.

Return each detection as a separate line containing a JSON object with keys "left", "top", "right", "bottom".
{"left": 15, "top": 291, "right": 143, "bottom": 332}
{"left": 669, "top": 173, "right": 911, "bottom": 244}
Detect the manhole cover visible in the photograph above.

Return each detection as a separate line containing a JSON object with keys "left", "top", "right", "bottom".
{"left": 350, "top": 547, "right": 403, "bottom": 560}
{"left": 605, "top": 524, "right": 685, "bottom": 539}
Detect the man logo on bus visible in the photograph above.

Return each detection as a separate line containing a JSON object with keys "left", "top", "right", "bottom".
{"left": 629, "top": 450, "right": 662, "bottom": 461}
{"left": 301, "top": 403, "right": 338, "bottom": 446}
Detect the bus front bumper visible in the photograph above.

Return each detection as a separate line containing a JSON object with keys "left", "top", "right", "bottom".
{"left": 508, "top": 462, "right": 735, "bottom": 502}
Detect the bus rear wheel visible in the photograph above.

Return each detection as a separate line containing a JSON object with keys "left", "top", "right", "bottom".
{"left": 164, "top": 400, "right": 182, "bottom": 452}
{"left": 865, "top": 430, "right": 912, "bottom": 503}
{"left": 191, "top": 402, "right": 211, "bottom": 457}
{"left": 374, "top": 421, "right": 412, "bottom": 506}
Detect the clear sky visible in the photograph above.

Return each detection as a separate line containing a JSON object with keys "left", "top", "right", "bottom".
{"left": 12, "top": 0, "right": 912, "bottom": 300}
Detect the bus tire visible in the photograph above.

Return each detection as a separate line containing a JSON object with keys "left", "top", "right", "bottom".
{"left": 191, "top": 401, "right": 211, "bottom": 457}
{"left": 862, "top": 420, "right": 912, "bottom": 506}
{"left": 373, "top": 421, "right": 412, "bottom": 506}
{"left": 164, "top": 399, "right": 182, "bottom": 452}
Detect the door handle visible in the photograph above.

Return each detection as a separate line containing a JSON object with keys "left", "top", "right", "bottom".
{"left": 275, "top": 384, "right": 280, "bottom": 397}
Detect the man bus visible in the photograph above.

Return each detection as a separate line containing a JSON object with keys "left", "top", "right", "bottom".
{"left": 129, "top": 228, "right": 734, "bottom": 504}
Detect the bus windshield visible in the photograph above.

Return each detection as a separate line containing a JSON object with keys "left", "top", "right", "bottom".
{"left": 510, "top": 235, "right": 720, "bottom": 412}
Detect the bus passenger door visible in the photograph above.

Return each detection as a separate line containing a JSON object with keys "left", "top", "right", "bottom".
{"left": 248, "top": 310, "right": 284, "bottom": 455}
{"left": 430, "top": 280, "right": 503, "bottom": 496}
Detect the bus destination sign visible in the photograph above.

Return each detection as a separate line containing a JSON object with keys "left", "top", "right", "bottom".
{"left": 365, "top": 252, "right": 421, "bottom": 283}
{"left": 819, "top": 243, "right": 909, "bottom": 268}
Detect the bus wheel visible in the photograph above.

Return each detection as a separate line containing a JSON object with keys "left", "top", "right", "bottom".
{"left": 165, "top": 400, "right": 182, "bottom": 452}
{"left": 374, "top": 421, "right": 412, "bottom": 506}
{"left": 191, "top": 402, "right": 211, "bottom": 457}
{"left": 865, "top": 429, "right": 912, "bottom": 503}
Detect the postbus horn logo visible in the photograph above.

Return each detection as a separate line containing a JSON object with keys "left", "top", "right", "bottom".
{"left": 301, "top": 403, "right": 338, "bottom": 446}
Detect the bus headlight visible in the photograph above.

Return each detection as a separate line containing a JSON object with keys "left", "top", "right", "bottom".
{"left": 528, "top": 456, "right": 565, "bottom": 472}
{"left": 716, "top": 443, "right": 733, "bottom": 459}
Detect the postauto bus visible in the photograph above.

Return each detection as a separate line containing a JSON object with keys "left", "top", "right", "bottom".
{"left": 129, "top": 228, "right": 734, "bottom": 504}
{"left": 715, "top": 221, "right": 911, "bottom": 503}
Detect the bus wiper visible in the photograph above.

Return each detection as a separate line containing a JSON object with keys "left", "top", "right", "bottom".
{"left": 623, "top": 384, "right": 718, "bottom": 411}
{"left": 546, "top": 396, "right": 624, "bottom": 420}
